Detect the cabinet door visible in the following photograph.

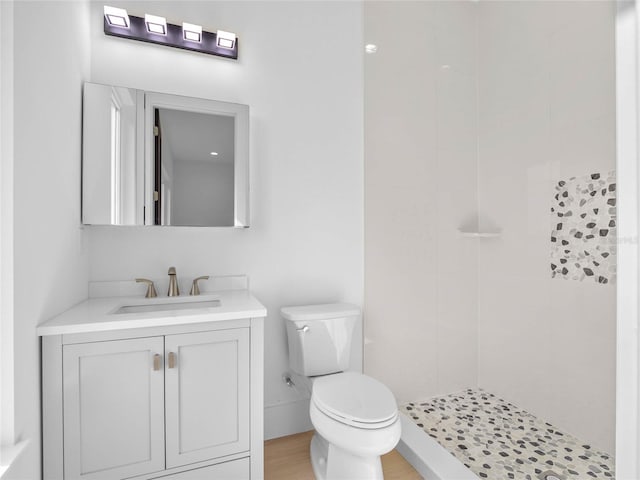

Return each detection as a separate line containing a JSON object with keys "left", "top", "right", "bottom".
{"left": 165, "top": 329, "right": 250, "bottom": 468}
{"left": 63, "top": 337, "right": 165, "bottom": 480}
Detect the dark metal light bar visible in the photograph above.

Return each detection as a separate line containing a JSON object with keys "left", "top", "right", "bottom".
{"left": 103, "top": 14, "right": 238, "bottom": 60}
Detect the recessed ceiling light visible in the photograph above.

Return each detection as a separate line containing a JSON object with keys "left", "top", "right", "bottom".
{"left": 104, "top": 6, "right": 130, "bottom": 28}
{"left": 365, "top": 44, "right": 378, "bottom": 54}
{"left": 145, "top": 14, "right": 167, "bottom": 35}
{"left": 210, "top": 152, "right": 218, "bottom": 156}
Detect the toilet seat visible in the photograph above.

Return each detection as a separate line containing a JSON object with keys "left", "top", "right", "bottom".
{"left": 311, "top": 372, "right": 398, "bottom": 429}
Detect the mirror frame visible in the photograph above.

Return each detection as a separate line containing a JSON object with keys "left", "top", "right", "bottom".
{"left": 144, "top": 93, "right": 249, "bottom": 227}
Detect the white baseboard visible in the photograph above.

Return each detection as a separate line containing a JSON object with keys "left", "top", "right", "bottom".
{"left": 264, "top": 399, "right": 313, "bottom": 440}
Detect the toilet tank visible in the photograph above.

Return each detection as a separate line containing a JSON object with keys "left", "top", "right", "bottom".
{"left": 281, "top": 303, "right": 361, "bottom": 377}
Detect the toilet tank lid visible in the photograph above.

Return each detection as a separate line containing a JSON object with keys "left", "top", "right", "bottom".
{"left": 280, "top": 303, "right": 361, "bottom": 321}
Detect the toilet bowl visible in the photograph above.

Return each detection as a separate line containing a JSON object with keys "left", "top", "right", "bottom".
{"left": 281, "top": 303, "right": 401, "bottom": 480}
{"left": 308, "top": 372, "right": 401, "bottom": 480}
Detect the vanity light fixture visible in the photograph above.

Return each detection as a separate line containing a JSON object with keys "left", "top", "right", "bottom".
{"left": 210, "top": 152, "right": 218, "bottom": 156}
{"left": 182, "top": 22, "right": 202, "bottom": 43}
{"left": 145, "top": 14, "right": 167, "bottom": 35}
{"left": 216, "top": 30, "right": 236, "bottom": 50}
{"left": 103, "top": 6, "right": 239, "bottom": 60}
{"left": 103, "top": 6, "right": 129, "bottom": 28}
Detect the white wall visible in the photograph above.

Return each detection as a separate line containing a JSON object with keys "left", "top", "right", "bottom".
{"left": 364, "top": 1, "right": 479, "bottom": 402}
{"left": 476, "top": 1, "right": 617, "bottom": 453}
{"left": 6, "top": 1, "right": 91, "bottom": 478}
{"left": 87, "top": 1, "right": 364, "bottom": 439}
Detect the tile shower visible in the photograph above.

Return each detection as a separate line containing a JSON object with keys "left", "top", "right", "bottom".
{"left": 364, "top": 0, "right": 617, "bottom": 477}
{"left": 400, "top": 170, "right": 617, "bottom": 479}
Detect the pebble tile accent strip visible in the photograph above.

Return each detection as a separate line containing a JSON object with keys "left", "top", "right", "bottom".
{"left": 402, "top": 389, "right": 614, "bottom": 480}
{"left": 551, "top": 171, "right": 616, "bottom": 284}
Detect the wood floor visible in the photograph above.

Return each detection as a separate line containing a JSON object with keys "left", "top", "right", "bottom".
{"left": 264, "top": 430, "right": 423, "bottom": 479}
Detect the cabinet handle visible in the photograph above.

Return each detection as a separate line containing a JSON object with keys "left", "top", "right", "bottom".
{"left": 168, "top": 351, "right": 176, "bottom": 369}
{"left": 153, "top": 354, "right": 161, "bottom": 371}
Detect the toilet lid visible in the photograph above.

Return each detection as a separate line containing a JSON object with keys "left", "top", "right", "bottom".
{"left": 312, "top": 372, "right": 398, "bottom": 429}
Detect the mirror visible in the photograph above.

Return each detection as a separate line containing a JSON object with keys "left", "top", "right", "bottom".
{"left": 82, "top": 82, "right": 249, "bottom": 227}
{"left": 82, "top": 83, "right": 142, "bottom": 225}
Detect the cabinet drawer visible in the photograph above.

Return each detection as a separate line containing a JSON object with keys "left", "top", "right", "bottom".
{"left": 149, "top": 457, "right": 250, "bottom": 479}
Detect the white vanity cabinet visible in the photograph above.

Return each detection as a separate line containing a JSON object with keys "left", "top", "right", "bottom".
{"left": 39, "top": 291, "right": 265, "bottom": 480}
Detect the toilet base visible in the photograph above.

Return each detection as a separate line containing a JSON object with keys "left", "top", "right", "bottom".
{"left": 310, "top": 432, "right": 384, "bottom": 480}
{"left": 310, "top": 432, "right": 329, "bottom": 479}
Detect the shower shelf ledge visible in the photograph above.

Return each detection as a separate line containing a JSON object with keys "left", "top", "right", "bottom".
{"left": 458, "top": 231, "right": 501, "bottom": 238}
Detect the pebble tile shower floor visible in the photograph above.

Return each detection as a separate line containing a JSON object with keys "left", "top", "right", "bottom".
{"left": 402, "top": 389, "right": 614, "bottom": 480}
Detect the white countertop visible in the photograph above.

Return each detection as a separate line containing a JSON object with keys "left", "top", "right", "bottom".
{"left": 37, "top": 290, "right": 267, "bottom": 336}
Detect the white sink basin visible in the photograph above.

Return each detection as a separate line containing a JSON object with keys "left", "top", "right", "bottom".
{"left": 114, "top": 299, "right": 221, "bottom": 315}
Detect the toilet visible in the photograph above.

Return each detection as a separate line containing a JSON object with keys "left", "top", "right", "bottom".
{"left": 282, "top": 303, "right": 401, "bottom": 480}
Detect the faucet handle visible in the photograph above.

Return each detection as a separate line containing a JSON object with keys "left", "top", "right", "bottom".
{"left": 135, "top": 278, "right": 158, "bottom": 298}
{"left": 189, "top": 276, "right": 210, "bottom": 296}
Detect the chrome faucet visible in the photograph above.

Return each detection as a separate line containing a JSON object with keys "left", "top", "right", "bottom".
{"left": 167, "top": 267, "right": 180, "bottom": 296}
